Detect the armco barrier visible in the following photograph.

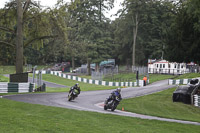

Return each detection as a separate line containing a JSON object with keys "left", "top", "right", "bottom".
{"left": 50, "top": 71, "right": 146, "bottom": 87}
{"left": 0, "top": 82, "right": 34, "bottom": 93}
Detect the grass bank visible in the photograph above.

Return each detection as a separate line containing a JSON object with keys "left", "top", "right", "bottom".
{"left": 174, "top": 73, "right": 200, "bottom": 79}
{"left": 117, "top": 87, "right": 200, "bottom": 122}
{"left": 82, "top": 73, "right": 175, "bottom": 84}
{"left": 0, "top": 75, "right": 9, "bottom": 82}
{"left": 0, "top": 98, "right": 199, "bottom": 133}
{"left": 41, "top": 74, "right": 116, "bottom": 92}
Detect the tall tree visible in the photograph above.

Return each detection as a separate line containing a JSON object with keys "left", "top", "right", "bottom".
{"left": 0, "top": 0, "right": 70, "bottom": 67}
{"left": 165, "top": 0, "right": 200, "bottom": 63}
{"left": 120, "top": 0, "right": 151, "bottom": 66}
{"left": 67, "top": 0, "right": 115, "bottom": 71}
{"left": 16, "top": 0, "right": 24, "bottom": 73}
{"left": 113, "top": 0, "right": 176, "bottom": 65}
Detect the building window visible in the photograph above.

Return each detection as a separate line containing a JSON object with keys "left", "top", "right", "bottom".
{"left": 174, "top": 64, "right": 176, "bottom": 68}
{"left": 168, "top": 64, "right": 171, "bottom": 68}
{"left": 160, "top": 64, "right": 162, "bottom": 68}
{"left": 157, "top": 64, "right": 158, "bottom": 68}
{"left": 163, "top": 64, "right": 165, "bottom": 68}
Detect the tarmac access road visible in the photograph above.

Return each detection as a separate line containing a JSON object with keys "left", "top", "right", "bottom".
{"left": 3, "top": 80, "right": 200, "bottom": 126}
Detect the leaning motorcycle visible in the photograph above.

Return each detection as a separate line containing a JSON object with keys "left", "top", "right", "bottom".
{"left": 104, "top": 93, "right": 121, "bottom": 111}
{"left": 68, "top": 88, "right": 79, "bottom": 101}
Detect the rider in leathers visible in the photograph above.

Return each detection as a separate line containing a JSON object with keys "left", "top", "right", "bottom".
{"left": 69, "top": 83, "right": 81, "bottom": 97}
{"left": 105, "top": 88, "right": 122, "bottom": 104}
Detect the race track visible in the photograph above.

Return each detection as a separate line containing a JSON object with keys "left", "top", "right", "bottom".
{"left": 3, "top": 80, "right": 200, "bottom": 125}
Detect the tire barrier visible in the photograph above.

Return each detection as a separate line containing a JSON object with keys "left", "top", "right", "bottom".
{"left": 50, "top": 71, "right": 147, "bottom": 87}
{"left": 0, "top": 82, "right": 34, "bottom": 93}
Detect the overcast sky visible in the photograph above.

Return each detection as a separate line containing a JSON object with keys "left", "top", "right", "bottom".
{"left": 0, "top": 0, "right": 123, "bottom": 20}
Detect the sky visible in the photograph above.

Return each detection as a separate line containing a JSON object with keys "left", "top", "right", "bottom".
{"left": 0, "top": 0, "right": 123, "bottom": 20}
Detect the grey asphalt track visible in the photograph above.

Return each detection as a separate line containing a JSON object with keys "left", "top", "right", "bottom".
{"left": 3, "top": 80, "right": 200, "bottom": 126}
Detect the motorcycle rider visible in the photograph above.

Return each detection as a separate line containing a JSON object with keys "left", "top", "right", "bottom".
{"left": 69, "top": 83, "right": 81, "bottom": 97}
{"left": 105, "top": 88, "right": 122, "bottom": 104}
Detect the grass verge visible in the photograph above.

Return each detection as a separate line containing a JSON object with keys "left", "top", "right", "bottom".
{"left": 103, "top": 73, "right": 176, "bottom": 83}
{"left": 0, "top": 74, "right": 9, "bottom": 82}
{"left": 117, "top": 87, "right": 200, "bottom": 122}
{"left": 40, "top": 74, "right": 116, "bottom": 92}
{"left": 174, "top": 73, "right": 200, "bottom": 79}
{"left": 0, "top": 98, "right": 199, "bottom": 133}
{"left": 148, "top": 74, "right": 176, "bottom": 83}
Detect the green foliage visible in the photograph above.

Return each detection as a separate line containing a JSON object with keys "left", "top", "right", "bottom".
{"left": 1, "top": 0, "right": 199, "bottom": 66}
{"left": 114, "top": 0, "right": 176, "bottom": 65}
{"left": 0, "top": 1, "right": 70, "bottom": 65}
{"left": 165, "top": 0, "right": 200, "bottom": 63}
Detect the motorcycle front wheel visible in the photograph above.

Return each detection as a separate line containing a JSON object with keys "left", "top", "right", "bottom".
{"left": 111, "top": 106, "right": 116, "bottom": 111}
{"left": 68, "top": 94, "right": 72, "bottom": 101}
{"left": 111, "top": 103, "right": 118, "bottom": 111}
{"left": 104, "top": 105, "right": 108, "bottom": 110}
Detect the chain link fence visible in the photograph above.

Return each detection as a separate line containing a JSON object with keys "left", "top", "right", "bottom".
{"left": 92, "top": 66, "right": 148, "bottom": 81}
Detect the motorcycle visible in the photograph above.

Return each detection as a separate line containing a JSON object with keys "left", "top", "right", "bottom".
{"left": 68, "top": 88, "right": 79, "bottom": 101}
{"left": 104, "top": 92, "right": 121, "bottom": 111}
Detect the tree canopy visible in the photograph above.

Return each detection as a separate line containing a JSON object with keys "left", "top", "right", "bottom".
{"left": 0, "top": 0, "right": 199, "bottom": 69}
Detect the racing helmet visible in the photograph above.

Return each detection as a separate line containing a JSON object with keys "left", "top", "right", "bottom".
{"left": 116, "top": 88, "right": 121, "bottom": 93}
{"left": 75, "top": 83, "right": 79, "bottom": 87}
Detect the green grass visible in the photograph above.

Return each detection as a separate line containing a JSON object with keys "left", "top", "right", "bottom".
{"left": 0, "top": 98, "right": 199, "bottom": 133}
{"left": 40, "top": 74, "right": 116, "bottom": 92}
{"left": 148, "top": 74, "right": 176, "bottom": 83}
{"left": 174, "top": 73, "right": 200, "bottom": 79}
{"left": 79, "top": 75, "right": 91, "bottom": 79}
{"left": 103, "top": 73, "right": 176, "bottom": 83}
{"left": 0, "top": 74, "right": 9, "bottom": 82}
{"left": 118, "top": 87, "right": 200, "bottom": 122}
{"left": 0, "top": 66, "right": 16, "bottom": 74}
{"left": 33, "top": 72, "right": 200, "bottom": 93}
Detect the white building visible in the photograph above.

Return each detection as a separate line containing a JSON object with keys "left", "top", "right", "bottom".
{"left": 148, "top": 59, "right": 189, "bottom": 75}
